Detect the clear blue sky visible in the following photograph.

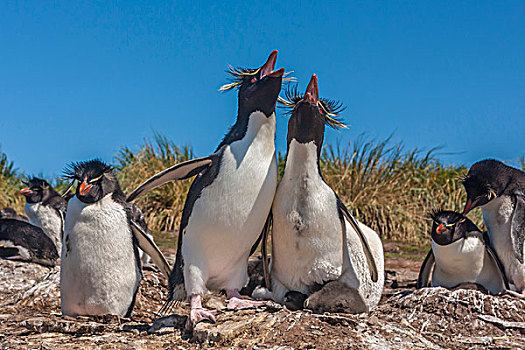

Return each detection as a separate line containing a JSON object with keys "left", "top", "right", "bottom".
{"left": 1, "top": 1, "right": 524, "bottom": 178}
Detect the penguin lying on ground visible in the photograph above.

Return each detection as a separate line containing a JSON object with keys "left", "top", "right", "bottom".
{"left": 127, "top": 50, "right": 287, "bottom": 325}
{"left": 417, "top": 210, "right": 508, "bottom": 295}
{"left": 258, "top": 74, "right": 384, "bottom": 313}
{"left": 0, "top": 207, "right": 29, "bottom": 222}
{"left": 60, "top": 159, "right": 170, "bottom": 317}
{"left": 0, "top": 217, "right": 58, "bottom": 267}
{"left": 462, "top": 159, "right": 525, "bottom": 297}
{"left": 20, "top": 178, "right": 67, "bottom": 252}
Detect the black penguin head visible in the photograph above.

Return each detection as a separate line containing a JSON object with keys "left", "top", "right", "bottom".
{"left": 280, "top": 74, "right": 346, "bottom": 156}
{"left": 19, "top": 178, "right": 58, "bottom": 204}
{"left": 63, "top": 159, "right": 123, "bottom": 204}
{"left": 461, "top": 159, "right": 520, "bottom": 214}
{"left": 219, "top": 50, "right": 286, "bottom": 118}
{"left": 429, "top": 210, "right": 478, "bottom": 245}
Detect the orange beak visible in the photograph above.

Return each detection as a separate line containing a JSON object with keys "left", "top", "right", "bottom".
{"left": 436, "top": 224, "right": 446, "bottom": 234}
{"left": 20, "top": 187, "right": 32, "bottom": 195}
{"left": 78, "top": 182, "right": 93, "bottom": 196}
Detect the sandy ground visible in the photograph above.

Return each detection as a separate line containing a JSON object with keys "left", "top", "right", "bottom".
{"left": 1, "top": 242, "right": 524, "bottom": 349}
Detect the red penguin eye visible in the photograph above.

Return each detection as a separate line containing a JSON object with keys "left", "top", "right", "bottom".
{"left": 251, "top": 78, "right": 256, "bottom": 83}
{"left": 319, "top": 108, "right": 323, "bottom": 114}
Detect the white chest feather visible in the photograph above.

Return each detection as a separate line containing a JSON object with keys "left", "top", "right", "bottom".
{"left": 182, "top": 111, "right": 277, "bottom": 293}
{"left": 60, "top": 195, "right": 140, "bottom": 317}
{"left": 482, "top": 196, "right": 525, "bottom": 291}
{"left": 270, "top": 140, "right": 384, "bottom": 307}
{"left": 431, "top": 237, "right": 504, "bottom": 294}
{"left": 25, "top": 202, "right": 63, "bottom": 251}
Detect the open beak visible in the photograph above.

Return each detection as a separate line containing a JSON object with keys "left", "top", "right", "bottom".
{"left": 78, "top": 182, "right": 93, "bottom": 196}
{"left": 260, "top": 50, "right": 285, "bottom": 79}
{"left": 463, "top": 199, "right": 477, "bottom": 215}
{"left": 436, "top": 224, "right": 446, "bottom": 234}
{"left": 303, "top": 74, "right": 319, "bottom": 105}
{"left": 20, "top": 187, "right": 32, "bottom": 195}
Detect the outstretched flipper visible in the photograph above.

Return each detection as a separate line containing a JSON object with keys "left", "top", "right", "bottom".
{"left": 417, "top": 250, "right": 435, "bottom": 288}
{"left": 126, "top": 155, "right": 217, "bottom": 202}
{"left": 130, "top": 220, "right": 171, "bottom": 279}
{"left": 337, "top": 198, "right": 378, "bottom": 282}
{"left": 511, "top": 192, "right": 525, "bottom": 264}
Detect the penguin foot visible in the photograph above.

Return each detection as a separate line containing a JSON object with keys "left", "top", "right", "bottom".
{"left": 226, "top": 297, "right": 263, "bottom": 310}
{"left": 505, "top": 290, "right": 525, "bottom": 299}
{"left": 226, "top": 289, "right": 263, "bottom": 310}
{"left": 190, "top": 307, "right": 217, "bottom": 324}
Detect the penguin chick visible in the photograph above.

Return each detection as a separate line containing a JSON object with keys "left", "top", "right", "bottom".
{"left": 462, "top": 159, "right": 525, "bottom": 296}
{"left": 417, "top": 210, "right": 508, "bottom": 295}
{"left": 20, "top": 177, "right": 67, "bottom": 252}
{"left": 305, "top": 281, "right": 369, "bottom": 314}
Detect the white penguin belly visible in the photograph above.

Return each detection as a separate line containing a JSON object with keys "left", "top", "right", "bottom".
{"left": 60, "top": 195, "right": 141, "bottom": 317}
{"left": 483, "top": 196, "right": 525, "bottom": 292}
{"left": 182, "top": 112, "right": 277, "bottom": 294}
{"left": 25, "top": 203, "right": 63, "bottom": 252}
{"left": 271, "top": 171, "right": 343, "bottom": 299}
{"left": 270, "top": 140, "right": 384, "bottom": 308}
{"left": 431, "top": 237, "right": 504, "bottom": 294}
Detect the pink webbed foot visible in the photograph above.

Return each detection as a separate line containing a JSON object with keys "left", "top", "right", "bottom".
{"left": 190, "top": 307, "right": 217, "bottom": 324}
{"left": 226, "top": 289, "right": 263, "bottom": 310}
{"left": 189, "top": 294, "right": 217, "bottom": 325}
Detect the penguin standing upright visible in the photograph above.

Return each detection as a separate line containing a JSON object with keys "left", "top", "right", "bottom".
{"left": 127, "top": 50, "right": 286, "bottom": 324}
{"left": 417, "top": 210, "right": 508, "bottom": 294}
{"left": 20, "top": 178, "right": 67, "bottom": 252}
{"left": 60, "top": 160, "right": 169, "bottom": 317}
{"left": 264, "top": 74, "right": 384, "bottom": 311}
{"left": 462, "top": 159, "right": 525, "bottom": 296}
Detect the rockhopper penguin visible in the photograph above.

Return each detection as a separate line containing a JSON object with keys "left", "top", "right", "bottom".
{"left": 462, "top": 159, "right": 525, "bottom": 296}
{"left": 260, "top": 74, "right": 384, "bottom": 312}
{"left": 0, "top": 217, "right": 59, "bottom": 267}
{"left": 20, "top": 178, "right": 67, "bottom": 252}
{"left": 417, "top": 209, "right": 508, "bottom": 295}
{"left": 127, "top": 50, "right": 287, "bottom": 325}
{"left": 60, "top": 159, "right": 169, "bottom": 317}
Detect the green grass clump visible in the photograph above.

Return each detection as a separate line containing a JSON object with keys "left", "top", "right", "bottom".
{"left": 0, "top": 149, "right": 24, "bottom": 213}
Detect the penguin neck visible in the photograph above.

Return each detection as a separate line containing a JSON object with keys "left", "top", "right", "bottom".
{"left": 283, "top": 139, "right": 322, "bottom": 181}
{"left": 217, "top": 109, "right": 276, "bottom": 152}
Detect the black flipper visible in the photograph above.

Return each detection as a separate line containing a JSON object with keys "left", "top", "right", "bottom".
{"left": 129, "top": 220, "right": 171, "bottom": 279}
{"left": 417, "top": 250, "right": 435, "bottom": 289}
{"left": 260, "top": 212, "right": 272, "bottom": 290}
{"left": 126, "top": 155, "right": 216, "bottom": 202}
{"left": 336, "top": 198, "right": 379, "bottom": 282}
{"left": 511, "top": 192, "right": 525, "bottom": 264}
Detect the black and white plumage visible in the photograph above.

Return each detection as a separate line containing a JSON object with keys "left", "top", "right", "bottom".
{"left": 261, "top": 74, "right": 384, "bottom": 312}
{"left": 20, "top": 178, "right": 67, "bottom": 252}
{"left": 462, "top": 159, "right": 525, "bottom": 295}
{"left": 0, "top": 218, "right": 58, "bottom": 267}
{"left": 60, "top": 160, "right": 169, "bottom": 317}
{"left": 417, "top": 210, "right": 508, "bottom": 295}
{"left": 127, "top": 50, "right": 285, "bottom": 324}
